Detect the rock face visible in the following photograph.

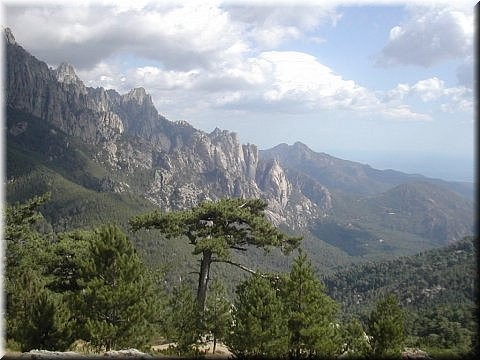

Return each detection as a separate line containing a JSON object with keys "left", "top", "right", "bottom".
{"left": 4, "top": 28, "right": 330, "bottom": 225}
{"left": 5, "top": 28, "right": 474, "bottom": 245}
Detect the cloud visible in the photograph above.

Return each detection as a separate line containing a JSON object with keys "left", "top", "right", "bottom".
{"left": 385, "top": 77, "right": 473, "bottom": 114}
{"left": 6, "top": 2, "right": 339, "bottom": 72}
{"left": 376, "top": 5, "right": 473, "bottom": 67}
{"left": 76, "top": 47, "right": 431, "bottom": 121}
{"left": 208, "top": 51, "right": 430, "bottom": 121}
{"left": 412, "top": 77, "right": 445, "bottom": 101}
{"left": 5, "top": 3, "right": 248, "bottom": 71}
{"left": 224, "top": 5, "right": 339, "bottom": 48}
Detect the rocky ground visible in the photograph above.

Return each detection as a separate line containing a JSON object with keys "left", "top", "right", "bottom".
{"left": 3, "top": 342, "right": 233, "bottom": 359}
{"left": 3, "top": 346, "right": 433, "bottom": 359}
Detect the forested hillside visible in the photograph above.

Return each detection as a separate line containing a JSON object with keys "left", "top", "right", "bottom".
{"left": 324, "top": 236, "right": 478, "bottom": 356}
{"left": 5, "top": 194, "right": 477, "bottom": 358}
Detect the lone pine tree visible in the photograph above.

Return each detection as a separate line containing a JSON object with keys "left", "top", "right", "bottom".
{"left": 130, "top": 198, "right": 301, "bottom": 310}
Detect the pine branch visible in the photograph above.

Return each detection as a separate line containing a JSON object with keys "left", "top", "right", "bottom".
{"left": 231, "top": 245, "right": 247, "bottom": 252}
{"left": 211, "top": 258, "right": 278, "bottom": 280}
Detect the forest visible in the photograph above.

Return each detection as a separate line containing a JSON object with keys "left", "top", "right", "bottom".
{"left": 4, "top": 193, "right": 477, "bottom": 359}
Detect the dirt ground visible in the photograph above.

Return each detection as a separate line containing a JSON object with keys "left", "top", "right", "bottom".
{"left": 152, "top": 341, "right": 232, "bottom": 358}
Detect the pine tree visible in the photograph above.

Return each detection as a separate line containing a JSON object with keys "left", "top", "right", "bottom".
{"left": 367, "top": 293, "right": 406, "bottom": 357}
{"left": 5, "top": 193, "right": 72, "bottom": 351}
{"left": 341, "top": 318, "right": 371, "bottom": 358}
{"left": 165, "top": 282, "right": 203, "bottom": 354}
{"left": 19, "top": 287, "right": 73, "bottom": 351}
{"left": 227, "top": 274, "right": 288, "bottom": 357}
{"left": 130, "top": 198, "right": 302, "bottom": 310}
{"left": 282, "top": 251, "right": 340, "bottom": 358}
{"left": 72, "top": 225, "right": 160, "bottom": 351}
{"left": 204, "top": 279, "right": 232, "bottom": 354}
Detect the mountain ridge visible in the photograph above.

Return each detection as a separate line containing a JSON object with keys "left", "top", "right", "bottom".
{"left": 5, "top": 27, "right": 475, "bottom": 262}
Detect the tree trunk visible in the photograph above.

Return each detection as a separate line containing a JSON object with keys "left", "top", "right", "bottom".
{"left": 197, "top": 249, "right": 212, "bottom": 310}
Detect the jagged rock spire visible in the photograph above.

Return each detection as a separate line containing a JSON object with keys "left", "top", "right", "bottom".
{"left": 4, "top": 27, "right": 16, "bottom": 45}
{"left": 54, "top": 62, "right": 81, "bottom": 85}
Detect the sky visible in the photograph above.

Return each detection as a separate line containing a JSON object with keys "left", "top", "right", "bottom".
{"left": 1, "top": 0, "right": 476, "bottom": 182}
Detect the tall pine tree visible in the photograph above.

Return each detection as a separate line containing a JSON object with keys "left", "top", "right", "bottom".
{"left": 282, "top": 251, "right": 340, "bottom": 358}
{"left": 227, "top": 274, "right": 288, "bottom": 357}
{"left": 72, "top": 225, "right": 160, "bottom": 351}
{"left": 367, "top": 293, "right": 406, "bottom": 357}
{"left": 130, "top": 198, "right": 301, "bottom": 310}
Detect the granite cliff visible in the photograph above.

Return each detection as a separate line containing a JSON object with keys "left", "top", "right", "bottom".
{"left": 5, "top": 28, "right": 328, "bottom": 227}
{"left": 5, "top": 28, "right": 475, "bottom": 256}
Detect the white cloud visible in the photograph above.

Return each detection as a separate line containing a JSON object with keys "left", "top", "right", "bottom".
{"left": 387, "top": 83, "right": 411, "bottom": 101}
{"left": 411, "top": 77, "right": 473, "bottom": 113}
{"left": 5, "top": 3, "right": 248, "bottom": 71}
{"left": 377, "top": 5, "right": 473, "bottom": 67}
{"left": 225, "top": 5, "right": 339, "bottom": 48}
{"left": 208, "top": 50, "right": 431, "bottom": 121}
{"left": 380, "top": 105, "right": 432, "bottom": 122}
{"left": 412, "top": 77, "right": 445, "bottom": 101}
{"left": 384, "top": 77, "right": 473, "bottom": 114}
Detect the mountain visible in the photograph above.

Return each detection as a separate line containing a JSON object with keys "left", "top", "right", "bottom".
{"left": 261, "top": 141, "right": 475, "bottom": 200}
{"left": 261, "top": 142, "right": 475, "bottom": 255}
{"left": 4, "top": 28, "right": 476, "bottom": 272}
{"left": 5, "top": 28, "right": 327, "bottom": 226}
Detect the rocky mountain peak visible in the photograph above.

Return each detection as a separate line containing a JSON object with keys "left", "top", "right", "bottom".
{"left": 4, "top": 27, "right": 16, "bottom": 45}
{"left": 124, "top": 87, "right": 152, "bottom": 106}
{"left": 292, "top": 141, "right": 314, "bottom": 153}
{"left": 54, "top": 62, "right": 82, "bottom": 85}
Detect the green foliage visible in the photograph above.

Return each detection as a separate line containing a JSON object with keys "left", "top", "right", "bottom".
{"left": 227, "top": 274, "right": 289, "bottom": 357}
{"left": 71, "top": 225, "right": 160, "bottom": 351}
{"left": 47, "top": 230, "right": 91, "bottom": 294}
{"left": 19, "top": 288, "right": 73, "bottom": 352}
{"left": 407, "top": 302, "right": 477, "bottom": 356}
{"left": 131, "top": 198, "right": 302, "bottom": 309}
{"left": 131, "top": 198, "right": 302, "bottom": 256}
{"left": 164, "top": 283, "right": 203, "bottom": 354}
{"left": 204, "top": 279, "right": 232, "bottom": 353}
{"left": 367, "top": 294, "right": 406, "bottom": 357}
{"left": 4, "top": 193, "right": 73, "bottom": 351}
{"left": 281, "top": 251, "right": 341, "bottom": 358}
{"left": 5, "top": 195, "right": 164, "bottom": 352}
{"left": 340, "top": 318, "right": 371, "bottom": 358}
{"left": 325, "top": 236, "right": 477, "bottom": 355}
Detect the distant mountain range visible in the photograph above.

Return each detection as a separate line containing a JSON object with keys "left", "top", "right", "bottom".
{"left": 4, "top": 27, "right": 476, "bottom": 273}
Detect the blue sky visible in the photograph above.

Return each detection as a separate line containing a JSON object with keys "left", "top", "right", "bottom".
{"left": 2, "top": 0, "right": 476, "bottom": 181}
